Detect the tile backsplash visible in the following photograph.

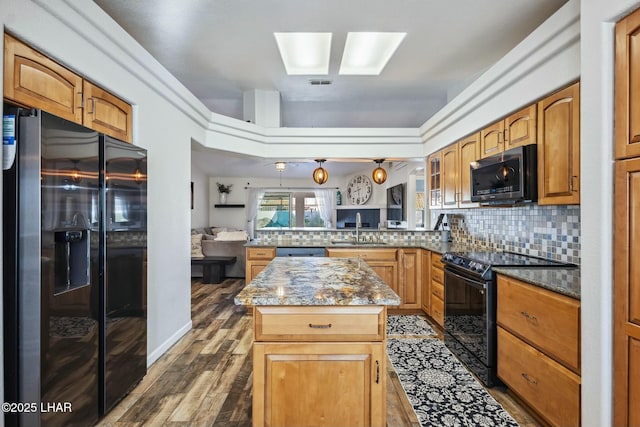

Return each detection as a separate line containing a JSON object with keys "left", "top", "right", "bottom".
{"left": 431, "top": 204, "right": 581, "bottom": 265}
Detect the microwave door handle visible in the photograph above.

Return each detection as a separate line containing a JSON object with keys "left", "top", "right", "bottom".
{"left": 444, "top": 267, "right": 488, "bottom": 290}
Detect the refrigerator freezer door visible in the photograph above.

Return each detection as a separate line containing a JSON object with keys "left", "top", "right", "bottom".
{"left": 101, "top": 136, "right": 147, "bottom": 413}
{"left": 40, "top": 111, "right": 101, "bottom": 427}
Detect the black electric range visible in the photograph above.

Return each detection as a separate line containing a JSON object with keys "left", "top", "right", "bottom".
{"left": 441, "top": 250, "right": 573, "bottom": 387}
{"left": 442, "top": 250, "right": 570, "bottom": 280}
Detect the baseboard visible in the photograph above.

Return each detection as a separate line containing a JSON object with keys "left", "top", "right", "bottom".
{"left": 147, "top": 320, "right": 192, "bottom": 367}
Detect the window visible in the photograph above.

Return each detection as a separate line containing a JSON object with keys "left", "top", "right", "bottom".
{"left": 415, "top": 177, "right": 425, "bottom": 228}
{"left": 257, "top": 192, "right": 324, "bottom": 228}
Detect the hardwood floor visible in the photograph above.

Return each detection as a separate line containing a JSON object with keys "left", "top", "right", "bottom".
{"left": 97, "top": 278, "right": 541, "bottom": 427}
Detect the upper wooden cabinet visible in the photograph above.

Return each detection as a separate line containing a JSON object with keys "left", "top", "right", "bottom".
{"left": 3, "top": 33, "right": 83, "bottom": 123}
{"left": 480, "top": 104, "right": 537, "bottom": 159}
{"left": 83, "top": 81, "right": 132, "bottom": 143}
{"left": 504, "top": 104, "right": 537, "bottom": 151}
{"left": 457, "top": 132, "right": 481, "bottom": 208}
{"left": 441, "top": 144, "right": 459, "bottom": 208}
{"left": 616, "top": 9, "right": 640, "bottom": 159}
{"left": 480, "top": 120, "right": 504, "bottom": 159}
{"left": 3, "top": 33, "right": 132, "bottom": 142}
{"left": 434, "top": 132, "right": 480, "bottom": 209}
{"left": 427, "top": 151, "right": 442, "bottom": 209}
{"left": 537, "top": 82, "right": 580, "bottom": 205}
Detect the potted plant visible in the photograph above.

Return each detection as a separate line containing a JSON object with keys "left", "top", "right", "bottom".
{"left": 216, "top": 182, "right": 232, "bottom": 204}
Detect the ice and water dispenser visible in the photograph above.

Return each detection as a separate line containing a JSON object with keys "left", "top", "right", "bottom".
{"left": 54, "top": 228, "right": 90, "bottom": 293}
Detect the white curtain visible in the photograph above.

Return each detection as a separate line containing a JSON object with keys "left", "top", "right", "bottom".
{"left": 245, "top": 188, "right": 265, "bottom": 239}
{"left": 314, "top": 189, "right": 335, "bottom": 228}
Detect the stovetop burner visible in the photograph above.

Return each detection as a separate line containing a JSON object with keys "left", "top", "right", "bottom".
{"left": 442, "top": 251, "right": 573, "bottom": 280}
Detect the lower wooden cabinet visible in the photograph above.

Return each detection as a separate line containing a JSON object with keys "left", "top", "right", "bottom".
{"left": 245, "top": 247, "right": 276, "bottom": 282}
{"left": 498, "top": 327, "right": 580, "bottom": 427}
{"left": 430, "top": 252, "right": 444, "bottom": 327}
{"left": 326, "top": 248, "right": 400, "bottom": 307}
{"left": 399, "top": 248, "right": 421, "bottom": 309}
{"left": 252, "top": 306, "right": 387, "bottom": 427}
{"left": 421, "top": 250, "right": 431, "bottom": 314}
{"left": 497, "top": 274, "right": 581, "bottom": 426}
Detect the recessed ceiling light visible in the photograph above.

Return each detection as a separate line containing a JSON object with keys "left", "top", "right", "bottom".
{"left": 274, "top": 32, "right": 332, "bottom": 75}
{"left": 339, "top": 32, "right": 406, "bottom": 75}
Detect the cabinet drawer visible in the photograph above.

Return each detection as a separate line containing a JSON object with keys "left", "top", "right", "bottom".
{"left": 431, "top": 266, "right": 444, "bottom": 285}
{"left": 254, "top": 306, "right": 385, "bottom": 342}
{"left": 497, "top": 275, "right": 580, "bottom": 372}
{"left": 431, "top": 280, "right": 444, "bottom": 300}
{"left": 431, "top": 252, "right": 444, "bottom": 268}
{"left": 247, "top": 247, "right": 276, "bottom": 260}
{"left": 326, "top": 248, "right": 397, "bottom": 261}
{"left": 430, "top": 295, "right": 444, "bottom": 327}
{"left": 498, "top": 327, "right": 580, "bottom": 427}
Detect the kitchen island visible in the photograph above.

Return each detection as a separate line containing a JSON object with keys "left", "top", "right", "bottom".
{"left": 235, "top": 257, "right": 400, "bottom": 427}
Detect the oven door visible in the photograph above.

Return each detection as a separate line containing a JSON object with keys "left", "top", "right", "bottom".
{"left": 443, "top": 265, "right": 498, "bottom": 386}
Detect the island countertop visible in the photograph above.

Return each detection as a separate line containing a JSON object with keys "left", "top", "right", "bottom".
{"left": 234, "top": 257, "right": 401, "bottom": 306}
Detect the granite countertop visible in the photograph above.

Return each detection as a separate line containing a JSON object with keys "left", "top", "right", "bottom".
{"left": 234, "top": 257, "right": 401, "bottom": 306}
{"left": 245, "top": 238, "right": 462, "bottom": 254}
{"left": 244, "top": 240, "right": 580, "bottom": 299}
{"left": 493, "top": 267, "right": 581, "bottom": 299}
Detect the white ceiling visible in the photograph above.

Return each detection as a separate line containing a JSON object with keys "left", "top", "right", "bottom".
{"left": 95, "top": 0, "right": 569, "bottom": 178}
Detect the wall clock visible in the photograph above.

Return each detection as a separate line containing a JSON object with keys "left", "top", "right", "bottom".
{"left": 346, "top": 175, "right": 373, "bottom": 205}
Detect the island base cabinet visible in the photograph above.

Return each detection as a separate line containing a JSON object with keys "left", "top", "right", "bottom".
{"left": 253, "top": 342, "right": 386, "bottom": 427}
{"left": 497, "top": 327, "right": 580, "bottom": 427}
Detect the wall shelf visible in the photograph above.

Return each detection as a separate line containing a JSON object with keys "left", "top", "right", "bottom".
{"left": 214, "top": 204, "right": 245, "bottom": 208}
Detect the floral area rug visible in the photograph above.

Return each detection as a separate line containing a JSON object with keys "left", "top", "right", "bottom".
{"left": 387, "top": 338, "right": 519, "bottom": 427}
{"left": 387, "top": 314, "right": 437, "bottom": 337}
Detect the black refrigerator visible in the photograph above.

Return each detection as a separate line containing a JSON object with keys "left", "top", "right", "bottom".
{"left": 3, "top": 107, "right": 147, "bottom": 427}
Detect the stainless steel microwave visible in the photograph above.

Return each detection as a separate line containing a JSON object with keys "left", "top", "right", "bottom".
{"left": 470, "top": 144, "right": 537, "bottom": 205}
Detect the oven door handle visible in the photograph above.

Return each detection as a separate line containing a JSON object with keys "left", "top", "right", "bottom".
{"left": 444, "top": 267, "right": 488, "bottom": 290}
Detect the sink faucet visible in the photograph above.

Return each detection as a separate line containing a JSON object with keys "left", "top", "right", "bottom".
{"left": 355, "top": 212, "right": 361, "bottom": 243}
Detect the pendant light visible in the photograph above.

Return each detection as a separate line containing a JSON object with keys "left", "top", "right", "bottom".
{"left": 312, "top": 159, "right": 329, "bottom": 185}
{"left": 372, "top": 159, "right": 387, "bottom": 184}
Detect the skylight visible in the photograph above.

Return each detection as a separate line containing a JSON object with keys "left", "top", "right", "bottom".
{"left": 339, "top": 32, "right": 406, "bottom": 75}
{"left": 274, "top": 32, "right": 332, "bottom": 75}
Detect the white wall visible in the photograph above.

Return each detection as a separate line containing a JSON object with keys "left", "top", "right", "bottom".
{"left": 0, "top": 0, "right": 210, "bottom": 381}
{"left": 191, "top": 149, "right": 210, "bottom": 229}
{"left": 420, "top": 0, "right": 580, "bottom": 155}
{"left": 581, "top": 1, "right": 640, "bottom": 425}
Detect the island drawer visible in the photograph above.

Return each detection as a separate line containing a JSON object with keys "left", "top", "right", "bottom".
{"left": 247, "top": 247, "right": 276, "bottom": 260}
{"left": 497, "top": 275, "right": 580, "bottom": 373}
{"left": 498, "top": 327, "right": 580, "bottom": 427}
{"left": 254, "top": 306, "right": 385, "bottom": 342}
{"left": 325, "top": 248, "right": 397, "bottom": 261}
